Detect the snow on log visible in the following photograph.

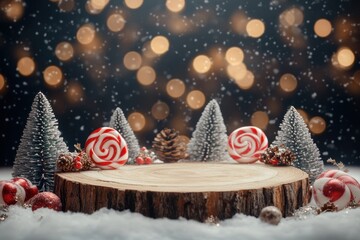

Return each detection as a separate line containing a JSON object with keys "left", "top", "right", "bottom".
{"left": 54, "top": 163, "right": 309, "bottom": 222}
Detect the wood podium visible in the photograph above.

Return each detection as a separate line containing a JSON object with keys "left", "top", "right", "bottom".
{"left": 54, "top": 162, "right": 309, "bottom": 222}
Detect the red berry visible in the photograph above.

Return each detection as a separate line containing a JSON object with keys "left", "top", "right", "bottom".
{"left": 75, "top": 156, "right": 81, "bottom": 162}
{"left": 144, "top": 157, "right": 153, "bottom": 164}
{"left": 74, "top": 161, "right": 83, "bottom": 170}
{"left": 136, "top": 157, "right": 144, "bottom": 165}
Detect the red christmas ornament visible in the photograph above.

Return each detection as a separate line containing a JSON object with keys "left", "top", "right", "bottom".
{"left": 28, "top": 192, "right": 62, "bottom": 211}
{"left": 74, "top": 161, "right": 83, "bottom": 170}
{"left": 0, "top": 180, "right": 25, "bottom": 206}
{"left": 11, "top": 177, "right": 38, "bottom": 201}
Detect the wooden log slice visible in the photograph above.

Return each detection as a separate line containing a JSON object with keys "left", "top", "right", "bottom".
{"left": 54, "top": 163, "right": 309, "bottom": 222}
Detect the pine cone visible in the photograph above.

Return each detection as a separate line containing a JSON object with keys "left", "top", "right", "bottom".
{"left": 260, "top": 145, "right": 295, "bottom": 166}
{"left": 152, "top": 128, "right": 187, "bottom": 163}
{"left": 57, "top": 153, "right": 75, "bottom": 172}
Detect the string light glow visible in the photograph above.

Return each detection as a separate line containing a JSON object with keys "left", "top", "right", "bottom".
{"left": 235, "top": 70, "right": 254, "bottom": 90}
{"left": 17, "top": 57, "right": 35, "bottom": 76}
{"left": 250, "top": 111, "right": 269, "bottom": 130}
{"left": 3, "top": 0, "right": 24, "bottom": 21}
{"left": 225, "top": 47, "right": 244, "bottom": 66}
{"left": 227, "top": 63, "right": 247, "bottom": 81}
{"left": 66, "top": 81, "right": 84, "bottom": 103}
{"left": 124, "top": 0, "right": 143, "bottom": 9}
{"left": 151, "top": 101, "right": 170, "bottom": 120}
{"left": 0, "top": 74, "right": 6, "bottom": 92}
{"left": 336, "top": 47, "right": 355, "bottom": 68}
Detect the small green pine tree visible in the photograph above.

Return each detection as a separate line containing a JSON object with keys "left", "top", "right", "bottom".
{"left": 272, "top": 106, "right": 324, "bottom": 183}
{"left": 187, "top": 99, "right": 232, "bottom": 162}
{"left": 12, "top": 92, "right": 68, "bottom": 191}
{"left": 109, "top": 107, "right": 140, "bottom": 164}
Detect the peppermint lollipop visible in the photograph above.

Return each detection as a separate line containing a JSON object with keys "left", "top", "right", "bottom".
{"left": 228, "top": 126, "right": 268, "bottom": 163}
{"left": 313, "top": 170, "right": 360, "bottom": 210}
{"left": 85, "top": 127, "right": 128, "bottom": 169}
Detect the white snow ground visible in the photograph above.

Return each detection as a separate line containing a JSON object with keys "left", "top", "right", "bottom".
{"left": 1, "top": 167, "right": 360, "bottom": 240}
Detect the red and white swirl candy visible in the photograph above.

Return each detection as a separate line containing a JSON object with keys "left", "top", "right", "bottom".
{"left": 85, "top": 127, "right": 128, "bottom": 169}
{"left": 228, "top": 126, "right": 268, "bottom": 163}
{"left": 313, "top": 170, "right": 360, "bottom": 210}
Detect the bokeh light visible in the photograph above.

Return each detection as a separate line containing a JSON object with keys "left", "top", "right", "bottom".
{"left": 124, "top": 0, "right": 143, "bottom": 9}
{"left": 186, "top": 90, "right": 206, "bottom": 109}
{"left": 3, "top": 0, "right": 24, "bottom": 21}
{"left": 166, "top": 78, "right": 185, "bottom": 98}
{"left": 76, "top": 25, "right": 95, "bottom": 45}
{"left": 128, "top": 112, "right": 146, "bottom": 131}
{"left": 279, "top": 73, "right": 297, "bottom": 92}
{"left": 55, "top": 42, "right": 74, "bottom": 61}
{"left": 90, "top": 0, "right": 109, "bottom": 11}
{"left": 192, "top": 55, "right": 212, "bottom": 74}
{"left": 166, "top": 0, "right": 185, "bottom": 13}
{"left": 151, "top": 101, "right": 170, "bottom": 120}
{"left": 150, "top": 36, "right": 170, "bottom": 55}
{"left": 250, "top": 111, "right": 269, "bottom": 130}
{"left": 279, "top": 7, "right": 304, "bottom": 27}
{"left": 227, "top": 63, "right": 247, "bottom": 81}
{"left": 43, "top": 65, "right": 63, "bottom": 87}
{"left": 235, "top": 70, "right": 255, "bottom": 90}
{"left": 136, "top": 66, "right": 156, "bottom": 85}
{"left": 246, "top": 19, "right": 265, "bottom": 38}
{"left": 58, "top": 0, "right": 75, "bottom": 12}
{"left": 314, "top": 19, "right": 332, "bottom": 38}
{"left": 123, "top": 51, "right": 142, "bottom": 70}
{"left": 107, "top": 13, "right": 126, "bottom": 32}
{"left": 225, "top": 47, "right": 244, "bottom": 66}
{"left": 309, "top": 116, "right": 326, "bottom": 134}
{"left": 296, "top": 109, "right": 309, "bottom": 124}
{"left": 0, "top": 74, "right": 6, "bottom": 92}
{"left": 66, "top": 81, "right": 84, "bottom": 104}
{"left": 336, "top": 47, "right": 355, "bottom": 68}
{"left": 17, "top": 57, "right": 35, "bottom": 76}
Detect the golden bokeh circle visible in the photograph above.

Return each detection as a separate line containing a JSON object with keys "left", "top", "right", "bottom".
{"left": 309, "top": 116, "right": 326, "bottom": 134}
{"left": 166, "top": 0, "right": 185, "bottom": 13}
{"left": 314, "top": 19, "right": 332, "bottom": 38}
{"left": 227, "top": 63, "right": 247, "bottom": 81}
{"left": 128, "top": 112, "right": 146, "bottom": 131}
{"left": 246, "top": 19, "right": 265, "bottom": 38}
{"left": 76, "top": 25, "right": 95, "bottom": 45}
{"left": 124, "top": 0, "right": 143, "bottom": 9}
{"left": 107, "top": 13, "right": 126, "bottom": 32}
{"left": 55, "top": 42, "right": 74, "bottom": 61}
{"left": 151, "top": 101, "right": 170, "bottom": 120}
{"left": 150, "top": 36, "right": 170, "bottom": 55}
{"left": 225, "top": 47, "right": 244, "bottom": 66}
{"left": 337, "top": 47, "right": 355, "bottom": 68}
{"left": 0, "top": 74, "right": 6, "bottom": 92}
{"left": 193, "top": 55, "right": 212, "bottom": 74}
{"left": 235, "top": 70, "right": 255, "bottom": 90}
{"left": 136, "top": 66, "right": 156, "bottom": 85}
{"left": 279, "top": 73, "right": 297, "bottom": 92}
{"left": 17, "top": 57, "right": 35, "bottom": 76}
{"left": 43, "top": 65, "right": 63, "bottom": 87}
{"left": 166, "top": 78, "right": 186, "bottom": 98}
{"left": 250, "top": 111, "right": 269, "bottom": 130}
{"left": 123, "top": 51, "right": 142, "bottom": 70}
{"left": 186, "top": 90, "right": 206, "bottom": 109}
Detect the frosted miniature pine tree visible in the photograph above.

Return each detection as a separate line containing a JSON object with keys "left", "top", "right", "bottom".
{"left": 187, "top": 99, "right": 232, "bottom": 162}
{"left": 109, "top": 107, "right": 140, "bottom": 164}
{"left": 12, "top": 92, "right": 68, "bottom": 192}
{"left": 273, "top": 106, "right": 324, "bottom": 183}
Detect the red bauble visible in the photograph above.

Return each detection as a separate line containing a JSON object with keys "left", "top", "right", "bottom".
{"left": 0, "top": 180, "right": 25, "bottom": 206}
{"left": 11, "top": 177, "right": 39, "bottom": 201}
{"left": 74, "top": 161, "right": 83, "bottom": 170}
{"left": 28, "top": 192, "right": 62, "bottom": 211}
